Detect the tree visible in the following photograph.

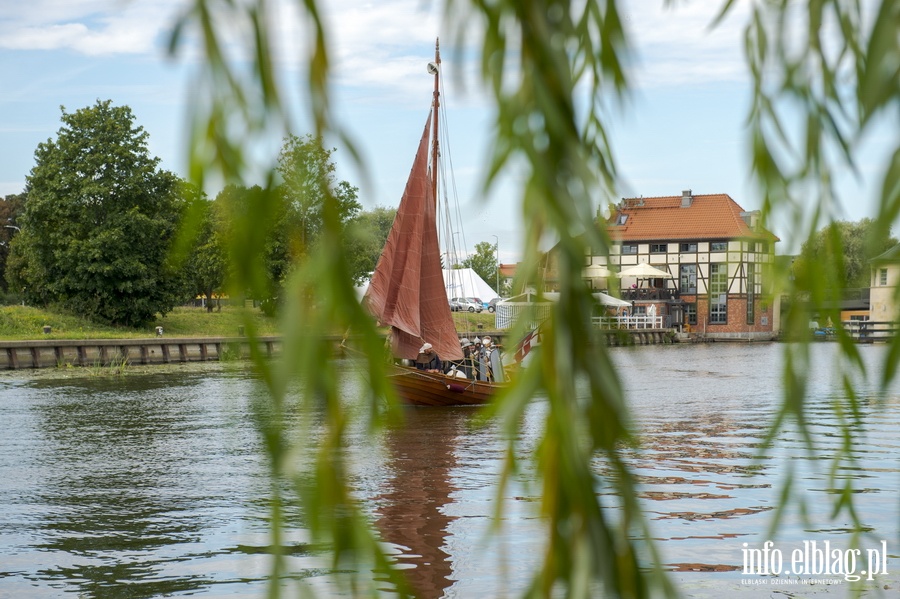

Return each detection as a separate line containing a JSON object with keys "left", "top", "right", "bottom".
{"left": 209, "top": 183, "right": 281, "bottom": 304}
{"left": 8, "top": 100, "right": 189, "bottom": 326}
{"left": 277, "top": 134, "right": 362, "bottom": 256}
{"left": 794, "top": 219, "right": 897, "bottom": 290}
{"left": 180, "top": 194, "right": 228, "bottom": 312}
{"left": 460, "top": 241, "right": 499, "bottom": 294}
{"left": 344, "top": 206, "right": 396, "bottom": 284}
{"left": 0, "top": 193, "right": 25, "bottom": 293}
{"left": 226, "top": 134, "right": 366, "bottom": 306}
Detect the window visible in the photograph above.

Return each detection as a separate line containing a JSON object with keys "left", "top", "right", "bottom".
{"left": 621, "top": 244, "right": 638, "bottom": 255}
{"left": 650, "top": 243, "right": 667, "bottom": 254}
{"left": 710, "top": 299, "right": 728, "bottom": 323}
{"left": 616, "top": 214, "right": 628, "bottom": 225}
{"left": 685, "top": 303, "right": 697, "bottom": 325}
{"left": 710, "top": 241, "right": 727, "bottom": 252}
{"left": 709, "top": 263, "right": 728, "bottom": 324}
{"left": 680, "top": 264, "right": 697, "bottom": 294}
{"left": 680, "top": 242, "right": 697, "bottom": 252}
{"left": 709, "top": 263, "right": 728, "bottom": 294}
{"left": 746, "top": 266, "right": 755, "bottom": 325}
{"left": 880, "top": 268, "right": 888, "bottom": 286}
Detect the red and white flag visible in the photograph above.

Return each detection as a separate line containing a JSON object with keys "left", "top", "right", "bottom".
{"left": 514, "top": 324, "right": 543, "bottom": 363}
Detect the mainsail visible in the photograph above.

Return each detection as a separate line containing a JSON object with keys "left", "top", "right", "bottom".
{"left": 363, "top": 112, "right": 464, "bottom": 361}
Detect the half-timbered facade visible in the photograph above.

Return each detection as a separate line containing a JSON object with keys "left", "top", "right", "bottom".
{"left": 580, "top": 191, "right": 779, "bottom": 339}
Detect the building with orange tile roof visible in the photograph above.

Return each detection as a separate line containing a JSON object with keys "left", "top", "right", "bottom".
{"left": 551, "top": 190, "right": 781, "bottom": 339}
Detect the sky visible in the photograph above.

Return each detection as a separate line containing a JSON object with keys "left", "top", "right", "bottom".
{"left": 0, "top": 1, "right": 893, "bottom": 261}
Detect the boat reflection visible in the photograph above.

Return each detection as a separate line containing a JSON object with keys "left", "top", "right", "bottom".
{"left": 374, "top": 407, "right": 474, "bottom": 599}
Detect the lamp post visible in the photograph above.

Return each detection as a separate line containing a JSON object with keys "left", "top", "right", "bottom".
{"left": 491, "top": 234, "right": 500, "bottom": 296}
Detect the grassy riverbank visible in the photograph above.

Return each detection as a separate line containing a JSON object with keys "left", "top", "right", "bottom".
{"left": 0, "top": 305, "right": 498, "bottom": 340}
{"left": 0, "top": 305, "right": 281, "bottom": 340}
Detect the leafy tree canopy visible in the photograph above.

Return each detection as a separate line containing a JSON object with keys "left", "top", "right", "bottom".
{"left": 178, "top": 192, "right": 227, "bottom": 312}
{"left": 8, "top": 100, "right": 190, "bottom": 326}
{"left": 276, "top": 134, "right": 362, "bottom": 256}
{"left": 344, "top": 206, "right": 396, "bottom": 285}
{"left": 460, "top": 240, "right": 499, "bottom": 296}
{"left": 0, "top": 193, "right": 25, "bottom": 293}
{"left": 794, "top": 218, "right": 897, "bottom": 289}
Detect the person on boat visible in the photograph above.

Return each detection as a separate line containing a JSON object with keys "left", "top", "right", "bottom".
{"left": 414, "top": 343, "right": 443, "bottom": 373}
{"left": 471, "top": 338, "right": 484, "bottom": 380}
{"left": 448, "top": 338, "right": 475, "bottom": 379}
{"left": 479, "top": 337, "right": 506, "bottom": 383}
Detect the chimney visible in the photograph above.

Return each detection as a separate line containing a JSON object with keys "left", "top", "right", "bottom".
{"left": 681, "top": 189, "right": 693, "bottom": 208}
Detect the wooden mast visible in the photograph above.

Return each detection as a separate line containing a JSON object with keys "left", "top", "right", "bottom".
{"left": 430, "top": 38, "right": 441, "bottom": 204}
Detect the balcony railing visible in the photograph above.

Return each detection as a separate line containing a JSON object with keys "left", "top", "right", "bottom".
{"left": 619, "top": 288, "right": 678, "bottom": 301}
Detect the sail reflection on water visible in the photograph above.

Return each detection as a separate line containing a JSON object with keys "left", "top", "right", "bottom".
{"left": 373, "top": 408, "right": 470, "bottom": 598}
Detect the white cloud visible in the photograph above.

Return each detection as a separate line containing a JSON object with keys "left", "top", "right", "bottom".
{"left": 623, "top": 3, "right": 750, "bottom": 88}
{"left": 272, "top": 0, "right": 452, "bottom": 103}
{"left": 0, "top": 0, "right": 180, "bottom": 55}
{"left": 0, "top": 1, "right": 749, "bottom": 85}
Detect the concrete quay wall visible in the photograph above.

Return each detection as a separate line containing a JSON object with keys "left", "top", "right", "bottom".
{"left": 0, "top": 337, "right": 282, "bottom": 370}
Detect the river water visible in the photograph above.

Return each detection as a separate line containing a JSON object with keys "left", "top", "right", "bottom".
{"left": 0, "top": 343, "right": 897, "bottom": 598}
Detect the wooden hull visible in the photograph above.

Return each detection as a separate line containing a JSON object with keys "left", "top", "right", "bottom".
{"left": 388, "top": 366, "right": 504, "bottom": 406}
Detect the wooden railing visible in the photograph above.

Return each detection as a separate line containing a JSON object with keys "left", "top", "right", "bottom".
{"left": 842, "top": 320, "right": 899, "bottom": 342}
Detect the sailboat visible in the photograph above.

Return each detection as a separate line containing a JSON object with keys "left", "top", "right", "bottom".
{"left": 363, "top": 39, "right": 506, "bottom": 406}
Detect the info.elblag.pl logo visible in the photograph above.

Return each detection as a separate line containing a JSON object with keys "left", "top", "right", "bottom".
{"left": 742, "top": 540, "right": 890, "bottom": 583}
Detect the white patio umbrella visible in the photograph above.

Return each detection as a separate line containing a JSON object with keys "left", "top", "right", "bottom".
{"left": 584, "top": 265, "right": 615, "bottom": 279}
{"left": 617, "top": 263, "right": 674, "bottom": 278}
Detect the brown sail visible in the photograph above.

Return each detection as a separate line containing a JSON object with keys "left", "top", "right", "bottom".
{"left": 363, "top": 112, "right": 463, "bottom": 362}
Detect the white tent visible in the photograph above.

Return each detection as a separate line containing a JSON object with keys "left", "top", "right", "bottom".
{"left": 442, "top": 268, "right": 497, "bottom": 301}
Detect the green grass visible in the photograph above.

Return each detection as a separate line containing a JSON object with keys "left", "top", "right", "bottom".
{"left": 0, "top": 304, "right": 498, "bottom": 341}
{"left": 0, "top": 305, "right": 281, "bottom": 340}
{"left": 451, "top": 310, "right": 498, "bottom": 333}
